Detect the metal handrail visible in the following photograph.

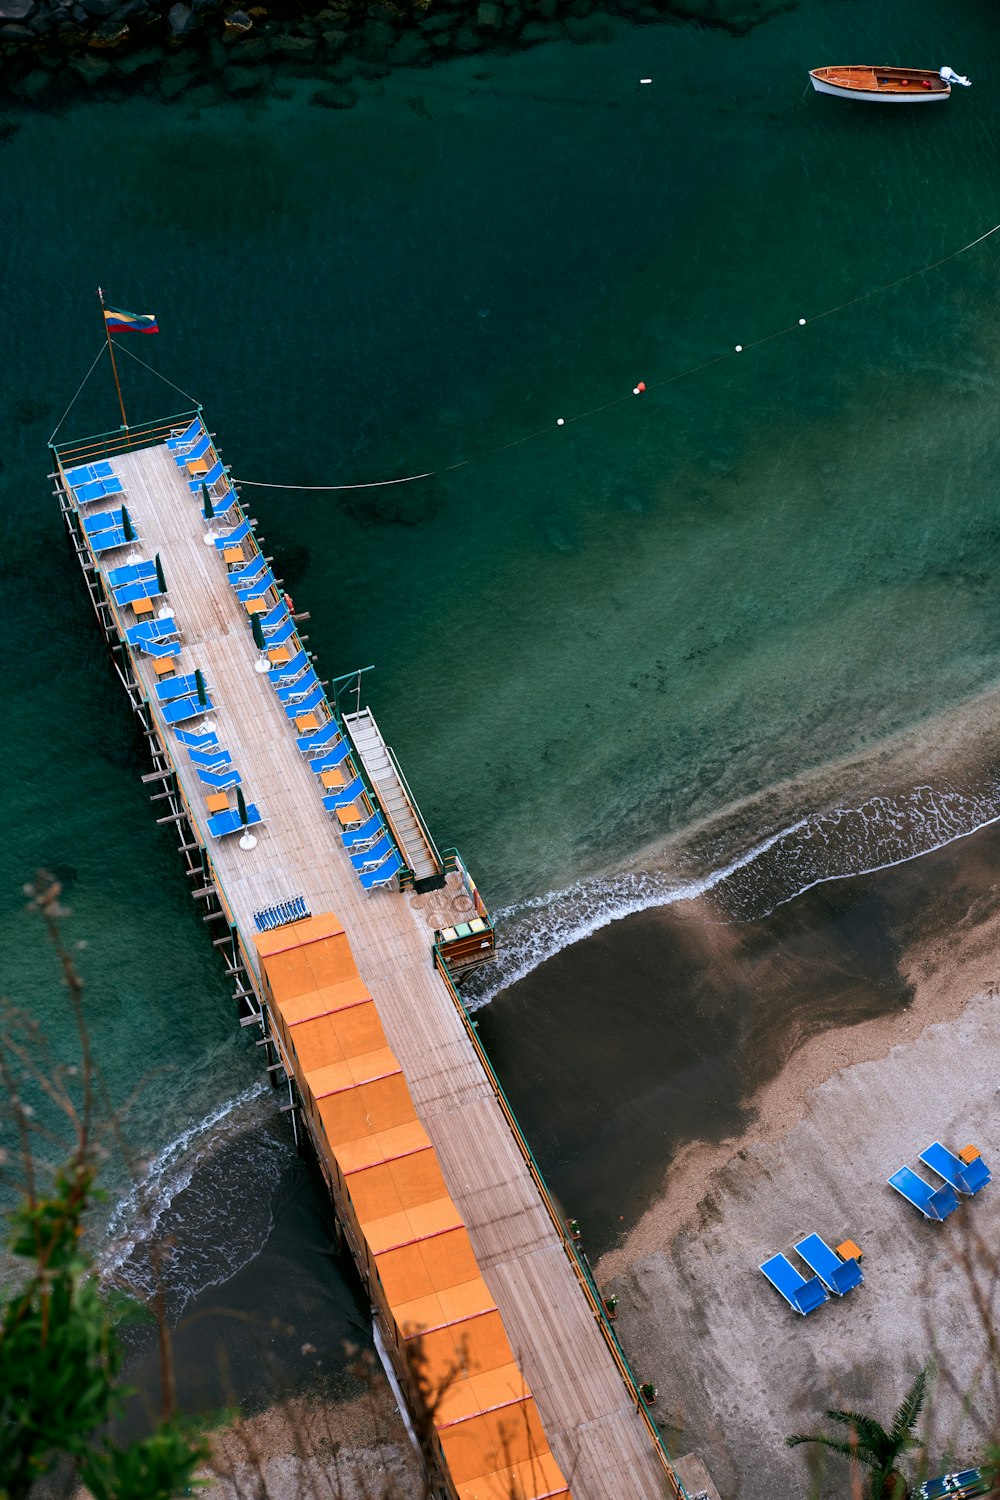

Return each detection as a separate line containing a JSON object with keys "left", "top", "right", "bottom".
{"left": 439, "top": 847, "right": 492, "bottom": 926}
{"left": 386, "top": 743, "right": 444, "bottom": 873}
{"left": 52, "top": 408, "right": 201, "bottom": 462}
{"left": 431, "top": 945, "right": 689, "bottom": 1499}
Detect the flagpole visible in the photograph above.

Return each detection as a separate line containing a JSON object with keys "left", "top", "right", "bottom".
{"left": 97, "top": 286, "right": 128, "bottom": 430}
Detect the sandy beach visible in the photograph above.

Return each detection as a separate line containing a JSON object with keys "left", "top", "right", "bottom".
{"left": 597, "top": 876, "right": 1000, "bottom": 1498}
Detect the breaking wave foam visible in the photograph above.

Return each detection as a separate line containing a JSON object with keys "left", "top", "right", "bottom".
{"left": 100, "top": 1081, "right": 294, "bottom": 1317}
{"left": 463, "top": 777, "right": 1000, "bottom": 1009}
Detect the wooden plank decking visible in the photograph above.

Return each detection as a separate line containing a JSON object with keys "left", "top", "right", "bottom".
{"left": 94, "top": 442, "right": 667, "bottom": 1500}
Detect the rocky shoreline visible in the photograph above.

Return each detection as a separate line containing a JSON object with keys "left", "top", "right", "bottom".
{"left": 0, "top": 0, "right": 785, "bottom": 109}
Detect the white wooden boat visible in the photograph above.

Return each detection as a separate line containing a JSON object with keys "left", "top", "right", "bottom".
{"left": 809, "top": 65, "right": 969, "bottom": 103}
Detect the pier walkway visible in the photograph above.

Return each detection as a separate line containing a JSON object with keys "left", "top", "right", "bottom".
{"left": 53, "top": 419, "right": 676, "bottom": 1500}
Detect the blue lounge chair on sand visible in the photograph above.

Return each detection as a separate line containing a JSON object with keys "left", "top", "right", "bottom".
{"left": 162, "top": 693, "right": 215, "bottom": 725}
{"left": 277, "top": 670, "right": 319, "bottom": 705}
{"left": 284, "top": 684, "right": 325, "bottom": 720}
{"left": 188, "top": 458, "right": 224, "bottom": 491}
{"left": 917, "top": 1469, "right": 990, "bottom": 1499}
{"left": 359, "top": 851, "right": 404, "bottom": 891}
{"left": 888, "top": 1166, "right": 960, "bottom": 1222}
{"left": 175, "top": 727, "right": 218, "bottom": 749}
{"left": 793, "top": 1234, "right": 863, "bottom": 1295}
{"left": 166, "top": 417, "right": 203, "bottom": 454}
{"left": 189, "top": 745, "right": 232, "bottom": 769}
{"left": 296, "top": 719, "right": 340, "bottom": 754}
{"left": 350, "top": 834, "right": 394, "bottom": 872}
{"left": 322, "top": 777, "right": 365, "bottom": 812}
{"left": 214, "top": 518, "right": 252, "bottom": 551}
{"left": 155, "top": 672, "right": 201, "bottom": 703}
{"left": 207, "top": 803, "right": 261, "bottom": 839}
{"left": 760, "top": 1253, "right": 829, "bottom": 1315}
{"left": 341, "top": 814, "right": 385, "bottom": 850}
{"left": 176, "top": 433, "right": 210, "bottom": 468}
{"left": 270, "top": 650, "right": 308, "bottom": 685}
{"left": 310, "top": 742, "right": 351, "bottom": 774}
{"left": 920, "top": 1142, "right": 991, "bottom": 1197}
{"left": 197, "top": 765, "right": 242, "bottom": 791}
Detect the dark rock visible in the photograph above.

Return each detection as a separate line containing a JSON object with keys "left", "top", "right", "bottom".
{"left": 79, "top": 0, "right": 119, "bottom": 16}
{"left": 111, "top": 1, "right": 153, "bottom": 19}
{"left": 419, "top": 10, "right": 455, "bottom": 29}
{"left": 360, "top": 16, "right": 393, "bottom": 50}
{"left": 166, "top": 1, "right": 192, "bottom": 33}
{"left": 270, "top": 29, "right": 315, "bottom": 56}
{"left": 0, "top": 20, "right": 33, "bottom": 35}
{"left": 521, "top": 17, "right": 560, "bottom": 39}
{"left": 0, "top": 0, "right": 33, "bottom": 18}
{"left": 355, "top": 58, "right": 388, "bottom": 77}
{"left": 319, "top": 25, "right": 347, "bottom": 49}
{"left": 310, "top": 80, "right": 356, "bottom": 107}
{"left": 452, "top": 24, "right": 480, "bottom": 47}
{"left": 192, "top": 0, "right": 218, "bottom": 10}
{"left": 389, "top": 27, "right": 427, "bottom": 63}
{"left": 228, "top": 31, "right": 267, "bottom": 56}
{"left": 224, "top": 7, "right": 251, "bottom": 27}
{"left": 159, "top": 65, "right": 191, "bottom": 94}
{"left": 88, "top": 17, "right": 130, "bottom": 42}
{"left": 185, "top": 79, "right": 221, "bottom": 105}
{"left": 219, "top": 61, "right": 259, "bottom": 91}
{"left": 476, "top": 1, "right": 500, "bottom": 25}
{"left": 67, "top": 50, "right": 112, "bottom": 77}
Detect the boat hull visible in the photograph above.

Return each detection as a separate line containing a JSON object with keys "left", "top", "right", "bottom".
{"left": 809, "top": 70, "right": 949, "bottom": 103}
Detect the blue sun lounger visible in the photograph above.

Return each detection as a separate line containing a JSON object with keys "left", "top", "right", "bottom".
{"left": 197, "top": 765, "right": 242, "bottom": 791}
{"left": 90, "top": 527, "right": 132, "bottom": 554}
{"left": 209, "top": 484, "right": 238, "bottom": 516}
{"left": 277, "top": 670, "right": 320, "bottom": 705}
{"left": 322, "top": 776, "right": 365, "bottom": 812}
{"left": 341, "top": 813, "right": 385, "bottom": 850}
{"left": 350, "top": 834, "right": 394, "bottom": 872}
{"left": 176, "top": 433, "right": 210, "bottom": 468}
{"left": 310, "top": 741, "right": 351, "bottom": 774}
{"left": 236, "top": 570, "right": 276, "bottom": 602}
{"left": 260, "top": 600, "right": 290, "bottom": 635}
{"left": 140, "top": 637, "right": 181, "bottom": 659}
{"left": 166, "top": 417, "right": 203, "bottom": 455}
{"left": 108, "top": 561, "right": 155, "bottom": 588}
{"left": 75, "top": 476, "right": 125, "bottom": 504}
{"left": 888, "top": 1166, "right": 960, "bottom": 1222}
{"left": 759, "top": 1253, "right": 828, "bottom": 1314}
{"left": 920, "top": 1142, "right": 991, "bottom": 1197}
{"left": 126, "top": 616, "right": 177, "bottom": 646}
{"left": 189, "top": 745, "right": 231, "bottom": 769}
{"left": 269, "top": 650, "right": 308, "bottom": 685}
{"left": 162, "top": 693, "right": 215, "bottom": 725}
{"left": 284, "top": 684, "right": 325, "bottom": 720}
{"left": 83, "top": 508, "right": 128, "bottom": 536}
{"left": 214, "top": 518, "right": 252, "bottom": 551}
{"left": 793, "top": 1234, "right": 863, "bottom": 1295}
{"left": 113, "top": 579, "right": 163, "bottom": 606}
{"left": 228, "top": 555, "right": 266, "bottom": 589}
{"left": 265, "top": 617, "right": 297, "bottom": 649}
{"left": 66, "top": 460, "right": 115, "bottom": 485}
{"left": 175, "top": 726, "right": 218, "bottom": 749}
{"left": 207, "top": 802, "right": 262, "bottom": 839}
{"left": 359, "top": 851, "right": 404, "bottom": 891}
{"left": 155, "top": 672, "right": 201, "bottom": 703}
{"left": 916, "top": 1468, "right": 990, "bottom": 1499}
{"left": 297, "top": 719, "right": 340, "bottom": 754}
{"left": 188, "top": 459, "right": 224, "bottom": 492}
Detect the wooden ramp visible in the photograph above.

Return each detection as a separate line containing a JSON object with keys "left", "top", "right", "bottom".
{"left": 54, "top": 429, "right": 676, "bottom": 1500}
{"left": 345, "top": 707, "right": 442, "bottom": 883}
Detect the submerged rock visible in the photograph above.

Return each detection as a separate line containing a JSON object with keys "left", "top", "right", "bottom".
{"left": 220, "top": 61, "right": 259, "bottom": 90}
{"left": 0, "top": 0, "right": 34, "bottom": 18}
{"left": 166, "top": 1, "right": 192, "bottom": 34}
{"left": 224, "top": 8, "right": 251, "bottom": 28}
{"left": 310, "top": 80, "right": 356, "bottom": 107}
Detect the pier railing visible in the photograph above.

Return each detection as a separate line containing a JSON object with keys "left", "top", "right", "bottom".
{"left": 430, "top": 947, "right": 689, "bottom": 1500}
{"left": 52, "top": 410, "right": 202, "bottom": 465}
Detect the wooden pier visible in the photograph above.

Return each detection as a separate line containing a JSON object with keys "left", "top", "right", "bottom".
{"left": 52, "top": 413, "right": 685, "bottom": 1500}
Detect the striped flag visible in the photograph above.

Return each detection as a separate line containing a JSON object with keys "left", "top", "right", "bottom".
{"left": 104, "top": 307, "right": 159, "bottom": 335}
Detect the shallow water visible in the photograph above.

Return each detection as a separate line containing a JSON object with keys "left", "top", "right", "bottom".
{"left": 3, "top": 0, "right": 1000, "bottom": 1408}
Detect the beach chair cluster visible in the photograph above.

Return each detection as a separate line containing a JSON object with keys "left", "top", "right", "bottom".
{"left": 83, "top": 505, "right": 138, "bottom": 556}
{"left": 202, "top": 500, "right": 405, "bottom": 895}
{"left": 125, "top": 614, "right": 181, "bottom": 662}
{"left": 888, "top": 1142, "right": 991, "bottom": 1222}
{"left": 174, "top": 723, "right": 262, "bottom": 840}
{"left": 66, "top": 459, "right": 125, "bottom": 506}
{"left": 916, "top": 1467, "right": 990, "bottom": 1499}
{"left": 169, "top": 417, "right": 238, "bottom": 517}
{"left": 110, "top": 557, "right": 166, "bottom": 611}
{"left": 760, "top": 1234, "right": 863, "bottom": 1316}
{"left": 253, "top": 894, "right": 309, "bottom": 933}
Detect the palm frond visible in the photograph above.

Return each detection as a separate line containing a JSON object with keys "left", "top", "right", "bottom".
{"left": 889, "top": 1366, "right": 930, "bottom": 1446}
{"left": 787, "top": 1434, "right": 866, "bottom": 1463}
{"left": 825, "top": 1412, "right": 891, "bottom": 1457}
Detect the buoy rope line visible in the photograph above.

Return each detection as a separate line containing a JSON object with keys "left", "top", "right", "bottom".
{"left": 111, "top": 217, "right": 1000, "bottom": 493}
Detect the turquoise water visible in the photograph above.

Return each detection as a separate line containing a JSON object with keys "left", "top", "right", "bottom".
{"left": 4, "top": 0, "right": 1000, "bottom": 1378}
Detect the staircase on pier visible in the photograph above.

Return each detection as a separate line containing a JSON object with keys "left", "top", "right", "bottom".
{"left": 344, "top": 708, "right": 441, "bottom": 884}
